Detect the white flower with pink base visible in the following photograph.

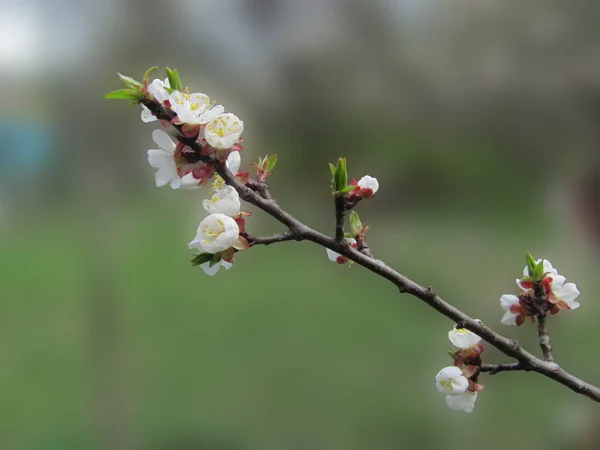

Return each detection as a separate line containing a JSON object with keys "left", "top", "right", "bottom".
{"left": 188, "top": 213, "right": 240, "bottom": 254}
{"left": 435, "top": 366, "right": 478, "bottom": 413}
{"left": 141, "top": 78, "right": 171, "bottom": 123}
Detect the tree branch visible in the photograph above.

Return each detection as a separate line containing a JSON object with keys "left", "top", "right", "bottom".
{"left": 141, "top": 97, "right": 600, "bottom": 404}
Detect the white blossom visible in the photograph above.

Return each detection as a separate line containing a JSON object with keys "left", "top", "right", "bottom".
{"left": 141, "top": 78, "right": 171, "bottom": 123}
{"left": 169, "top": 90, "right": 224, "bottom": 125}
{"left": 199, "top": 259, "right": 233, "bottom": 276}
{"left": 448, "top": 326, "right": 482, "bottom": 349}
{"left": 518, "top": 258, "right": 580, "bottom": 311}
{"left": 205, "top": 113, "right": 244, "bottom": 149}
{"left": 548, "top": 275, "right": 580, "bottom": 310}
{"left": 202, "top": 185, "right": 241, "bottom": 217}
{"left": 435, "top": 366, "right": 469, "bottom": 395}
{"left": 357, "top": 175, "right": 379, "bottom": 195}
{"left": 147, "top": 129, "right": 181, "bottom": 189}
{"left": 445, "top": 391, "right": 478, "bottom": 413}
{"left": 188, "top": 213, "right": 240, "bottom": 254}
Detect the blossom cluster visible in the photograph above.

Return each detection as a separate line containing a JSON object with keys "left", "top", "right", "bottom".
{"left": 142, "top": 75, "right": 249, "bottom": 276}
{"left": 435, "top": 326, "right": 484, "bottom": 413}
{"left": 500, "top": 258, "right": 580, "bottom": 326}
{"left": 110, "top": 68, "right": 381, "bottom": 275}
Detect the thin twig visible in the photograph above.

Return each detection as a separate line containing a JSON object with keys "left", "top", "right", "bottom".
{"left": 334, "top": 195, "right": 346, "bottom": 242}
{"left": 141, "top": 97, "right": 600, "bottom": 404}
{"left": 246, "top": 232, "right": 299, "bottom": 246}
{"left": 356, "top": 235, "right": 373, "bottom": 258}
{"left": 537, "top": 314, "right": 554, "bottom": 362}
{"left": 247, "top": 180, "right": 273, "bottom": 201}
{"left": 479, "top": 362, "right": 525, "bottom": 375}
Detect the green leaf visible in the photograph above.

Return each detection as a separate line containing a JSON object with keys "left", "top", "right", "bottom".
{"left": 533, "top": 260, "right": 545, "bottom": 280}
{"left": 339, "top": 157, "right": 347, "bottom": 189}
{"left": 191, "top": 253, "right": 213, "bottom": 266}
{"left": 349, "top": 211, "right": 363, "bottom": 235}
{"left": 329, "top": 163, "right": 337, "bottom": 180}
{"left": 266, "top": 154, "right": 278, "bottom": 171}
{"left": 143, "top": 66, "right": 159, "bottom": 84}
{"left": 333, "top": 157, "right": 348, "bottom": 192}
{"left": 173, "top": 69, "right": 183, "bottom": 91}
{"left": 166, "top": 67, "right": 183, "bottom": 92}
{"left": 447, "top": 349, "right": 457, "bottom": 360}
{"left": 525, "top": 252, "right": 536, "bottom": 277}
{"left": 104, "top": 89, "right": 140, "bottom": 100}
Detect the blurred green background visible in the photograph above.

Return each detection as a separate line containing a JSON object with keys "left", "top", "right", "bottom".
{"left": 2, "top": 1, "right": 600, "bottom": 449}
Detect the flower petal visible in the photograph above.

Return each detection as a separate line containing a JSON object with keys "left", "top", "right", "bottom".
{"left": 152, "top": 129, "right": 176, "bottom": 152}
{"left": 445, "top": 392, "right": 477, "bottom": 413}
{"left": 500, "top": 294, "right": 519, "bottom": 311}
{"left": 200, "top": 261, "right": 221, "bottom": 276}
{"left": 226, "top": 151, "right": 242, "bottom": 174}
{"left": 501, "top": 311, "right": 518, "bottom": 326}
{"left": 555, "top": 282, "right": 580, "bottom": 307}
{"left": 141, "top": 105, "right": 157, "bottom": 123}
{"left": 550, "top": 275, "right": 566, "bottom": 290}
{"left": 448, "top": 326, "right": 481, "bottom": 349}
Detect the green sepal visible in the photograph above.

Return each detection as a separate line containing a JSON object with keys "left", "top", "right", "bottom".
{"left": 447, "top": 349, "right": 457, "bottom": 360}
{"left": 191, "top": 253, "right": 213, "bottom": 266}
{"left": 165, "top": 67, "right": 183, "bottom": 92}
{"left": 338, "top": 185, "right": 356, "bottom": 195}
{"left": 208, "top": 254, "right": 222, "bottom": 268}
{"left": 105, "top": 89, "right": 141, "bottom": 101}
